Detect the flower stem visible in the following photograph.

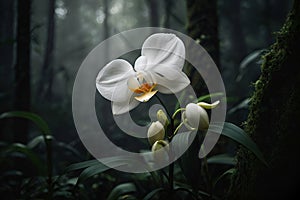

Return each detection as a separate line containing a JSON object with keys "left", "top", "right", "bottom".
{"left": 44, "top": 135, "right": 53, "bottom": 200}
{"left": 172, "top": 108, "right": 185, "bottom": 119}
{"left": 155, "top": 95, "right": 172, "bottom": 120}
{"left": 155, "top": 94, "right": 174, "bottom": 191}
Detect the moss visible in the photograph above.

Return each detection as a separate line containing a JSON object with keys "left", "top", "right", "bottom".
{"left": 228, "top": 1, "right": 300, "bottom": 199}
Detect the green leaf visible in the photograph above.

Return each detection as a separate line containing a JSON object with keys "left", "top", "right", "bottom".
{"left": 172, "top": 131, "right": 201, "bottom": 189}
{"left": 77, "top": 163, "right": 110, "bottom": 183}
{"left": 207, "top": 154, "right": 236, "bottom": 165}
{"left": 213, "top": 168, "right": 236, "bottom": 188}
{"left": 65, "top": 159, "right": 99, "bottom": 172}
{"left": 196, "top": 92, "right": 224, "bottom": 103}
{"left": 27, "top": 135, "right": 53, "bottom": 149}
{"left": 143, "top": 188, "right": 165, "bottom": 200}
{"left": 74, "top": 156, "right": 150, "bottom": 184}
{"left": 0, "top": 111, "right": 51, "bottom": 136}
{"left": 210, "top": 122, "right": 267, "bottom": 166}
{"left": 56, "top": 141, "right": 83, "bottom": 160}
{"left": 3, "top": 143, "right": 45, "bottom": 175}
{"left": 172, "top": 131, "right": 196, "bottom": 157}
{"left": 107, "top": 182, "right": 136, "bottom": 200}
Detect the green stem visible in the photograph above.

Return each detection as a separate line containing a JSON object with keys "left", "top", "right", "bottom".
{"left": 155, "top": 95, "right": 174, "bottom": 191}
{"left": 172, "top": 108, "right": 185, "bottom": 119}
{"left": 44, "top": 135, "right": 53, "bottom": 200}
{"left": 201, "top": 146, "right": 213, "bottom": 199}
{"left": 155, "top": 95, "right": 172, "bottom": 120}
{"left": 173, "top": 122, "right": 184, "bottom": 135}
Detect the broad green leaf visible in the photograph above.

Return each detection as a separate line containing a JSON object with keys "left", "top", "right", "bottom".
{"left": 143, "top": 188, "right": 165, "bottom": 200}
{"left": 210, "top": 122, "right": 267, "bottom": 166}
{"left": 207, "top": 154, "right": 236, "bottom": 165}
{"left": 213, "top": 168, "right": 236, "bottom": 188}
{"left": 74, "top": 156, "right": 150, "bottom": 184}
{"left": 56, "top": 141, "right": 83, "bottom": 160}
{"left": 227, "top": 98, "right": 250, "bottom": 115}
{"left": 65, "top": 159, "right": 100, "bottom": 172}
{"left": 196, "top": 92, "right": 224, "bottom": 103}
{"left": 172, "top": 131, "right": 201, "bottom": 189}
{"left": 107, "top": 182, "right": 136, "bottom": 200}
{"left": 77, "top": 163, "right": 110, "bottom": 183}
{"left": 27, "top": 135, "right": 53, "bottom": 149}
{"left": 3, "top": 143, "right": 45, "bottom": 175}
{"left": 0, "top": 111, "right": 51, "bottom": 136}
{"left": 171, "top": 131, "right": 196, "bottom": 157}
{"left": 174, "top": 187, "right": 198, "bottom": 200}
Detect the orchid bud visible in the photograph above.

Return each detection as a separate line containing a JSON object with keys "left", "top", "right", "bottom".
{"left": 157, "top": 109, "right": 169, "bottom": 127}
{"left": 147, "top": 121, "right": 165, "bottom": 145}
{"left": 151, "top": 140, "right": 169, "bottom": 162}
{"left": 182, "top": 103, "right": 209, "bottom": 130}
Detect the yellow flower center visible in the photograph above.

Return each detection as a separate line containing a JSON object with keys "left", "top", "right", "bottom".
{"left": 127, "top": 74, "right": 158, "bottom": 102}
{"left": 133, "top": 83, "right": 157, "bottom": 94}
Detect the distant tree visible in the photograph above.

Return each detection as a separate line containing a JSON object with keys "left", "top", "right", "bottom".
{"left": 147, "top": 0, "right": 159, "bottom": 27}
{"left": 228, "top": 0, "right": 300, "bottom": 199}
{"left": 0, "top": 0, "right": 15, "bottom": 140}
{"left": 163, "top": 0, "right": 172, "bottom": 28}
{"left": 38, "top": 0, "right": 56, "bottom": 100}
{"left": 103, "top": 0, "right": 109, "bottom": 39}
{"left": 14, "top": 0, "right": 31, "bottom": 143}
{"left": 186, "top": 0, "right": 220, "bottom": 95}
{"left": 224, "top": 0, "right": 247, "bottom": 79}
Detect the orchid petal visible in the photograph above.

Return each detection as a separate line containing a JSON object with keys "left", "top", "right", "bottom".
{"left": 185, "top": 103, "right": 209, "bottom": 130}
{"left": 96, "top": 59, "right": 135, "bottom": 102}
{"left": 112, "top": 99, "right": 140, "bottom": 115}
{"left": 147, "top": 70, "right": 190, "bottom": 94}
{"left": 198, "top": 100, "right": 220, "bottom": 109}
{"left": 141, "top": 33, "right": 185, "bottom": 71}
{"left": 127, "top": 76, "right": 141, "bottom": 91}
{"left": 181, "top": 111, "right": 196, "bottom": 131}
{"left": 134, "top": 56, "right": 148, "bottom": 71}
{"left": 134, "top": 90, "right": 158, "bottom": 102}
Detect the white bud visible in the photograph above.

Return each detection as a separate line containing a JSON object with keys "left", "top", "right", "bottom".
{"left": 157, "top": 109, "right": 169, "bottom": 127}
{"left": 182, "top": 103, "right": 209, "bottom": 130}
{"left": 151, "top": 140, "right": 169, "bottom": 163}
{"left": 147, "top": 121, "right": 165, "bottom": 145}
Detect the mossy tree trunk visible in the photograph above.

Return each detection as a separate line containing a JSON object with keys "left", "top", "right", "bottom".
{"left": 228, "top": 0, "right": 300, "bottom": 199}
{"left": 186, "top": 0, "right": 220, "bottom": 95}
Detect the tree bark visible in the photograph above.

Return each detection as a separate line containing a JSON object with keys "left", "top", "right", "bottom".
{"left": 103, "top": 0, "right": 109, "bottom": 39}
{"left": 186, "top": 0, "right": 220, "bottom": 95}
{"left": 147, "top": 0, "right": 159, "bottom": 27}
{"left": 14, "top": 0, "right": 31, "bottom": 143}
{"left": 38, "top": 0, "right": 56, "bottom": 100}
{"left": 163, "top": 0, "right": 172, "bottom": 28}
{"left": 228, "top": 0, "right": 300, "bottom": 199}
{"left": 227, "top": 0, "right": 247, "bottom": 78}
{"left": 0, "top": 0, "right": 15, "bottom": 141}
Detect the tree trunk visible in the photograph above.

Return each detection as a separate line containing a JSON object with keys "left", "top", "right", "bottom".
{"left": 227, "top": 0, "right": 247, "bottom": 78}
{"left": 38, "top": 0, "right": 56, "bottom": 100}
{"left": 14, "top": 0, "right": 31, "bottom": 143}
{"left": 186, "top": 0, "right": 220, "bottom": 95}
{"left": 103, "top": 0, "right": 109, "bottom": 39}
{"left": 228, "top": 0, "right": 300, "bottom": 199}
{"left": 147, "top": 0, "right": 159, "bottom": 27}
{"left": 0, "top": 0, "right": 15, "bottom": 141}
{"left": 163, "top": 0, "right": 172, "bottom": 28}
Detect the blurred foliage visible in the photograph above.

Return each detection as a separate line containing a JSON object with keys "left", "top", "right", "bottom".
{"left": 0, "top": 0, "right": 292, "bottom": 199}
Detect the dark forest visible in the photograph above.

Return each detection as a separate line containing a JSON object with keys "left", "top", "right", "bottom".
{"left": 0, "top": 0, "right": 299, "bottom": 199}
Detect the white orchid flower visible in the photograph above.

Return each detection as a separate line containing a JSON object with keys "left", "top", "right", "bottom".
{"left": 96, "top": 33, "right": 190, "bottom": 115}
{"left": 182, "top": 101, "right": 220, "bottom": 131}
